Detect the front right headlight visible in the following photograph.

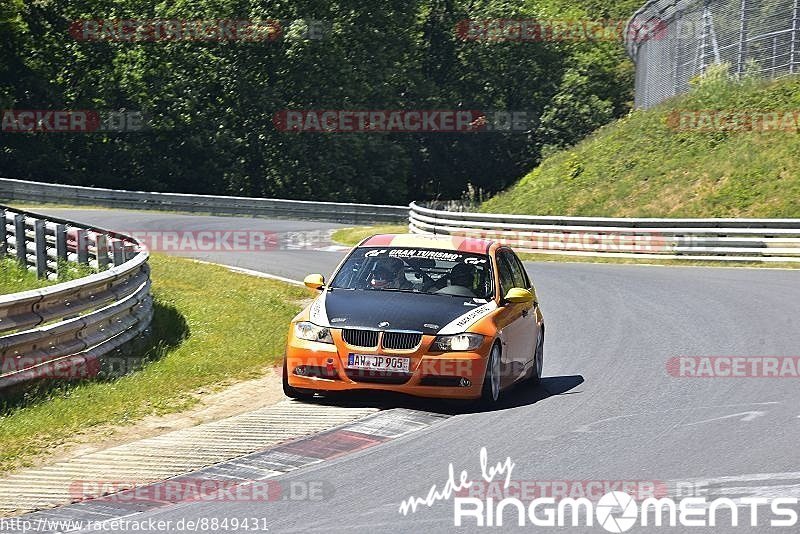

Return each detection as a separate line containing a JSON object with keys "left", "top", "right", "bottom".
{"left": 432, "top": 333, "right": 484, "bottom": 352}
{"left": 294, "top": 321, "right": 334, "bottom": 344}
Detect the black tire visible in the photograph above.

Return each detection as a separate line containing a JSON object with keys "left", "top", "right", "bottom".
{"left": 478, "top": 342, "right": 502, "bottom": 408}
{"left": 530, "top": 326, "right": 544, "bottom": 385}
{"left": 282, "top": 357, "right": 315, "bottom": 400}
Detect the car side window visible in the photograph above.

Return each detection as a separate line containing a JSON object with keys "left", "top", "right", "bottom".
{"left": 496, "top": 253, "right": 516, "bottom": 297}
{"left": 509, "top": 252, "right": 531, "bottom": 289}
{"left": 500, "top": 250, "right": 527, "bottom": 290}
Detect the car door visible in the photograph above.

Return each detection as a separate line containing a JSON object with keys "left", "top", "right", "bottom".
{"left": 493, "top": 249, "right": 530, "bottom": 387}
{"left": 506, "top": 250, "right": 541, "bottom": 376}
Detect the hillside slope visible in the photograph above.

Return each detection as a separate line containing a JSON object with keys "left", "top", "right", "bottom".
{"left": 482, "top": 72, "right": 800, "bottom": 218}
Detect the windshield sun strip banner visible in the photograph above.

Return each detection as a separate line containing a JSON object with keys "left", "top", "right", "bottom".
{"left": 363, "top": 247, "right": 489, "bottom": 263}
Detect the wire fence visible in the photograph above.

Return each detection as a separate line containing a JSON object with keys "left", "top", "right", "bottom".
{"left": 626, "top": 0, "right": 800, "bottom": 108}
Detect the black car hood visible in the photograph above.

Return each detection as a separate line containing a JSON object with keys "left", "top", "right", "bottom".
{"left": 321, "top": 289, "right": 484, "bottom": 334}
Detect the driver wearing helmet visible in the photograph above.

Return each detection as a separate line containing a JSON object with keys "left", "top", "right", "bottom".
{"left": 448, "top": 262, "right": 479, "bottom": 294}
{"left": 368, "top": 257, "right": 412, "bottom": 290}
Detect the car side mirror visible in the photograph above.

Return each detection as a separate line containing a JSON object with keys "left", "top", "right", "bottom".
{"left": 503, "top": 287, "right": 534, "bottom": 305}
{"left": 304, "top": 273, "right": 325, "bottom": 290}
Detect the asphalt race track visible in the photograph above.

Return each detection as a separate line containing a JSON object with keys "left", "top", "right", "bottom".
{"left": 37, "top": 208, "right": 352, "bottom": 281}
{"left": 22, "top": 209, "right": 800, "bottom": 533}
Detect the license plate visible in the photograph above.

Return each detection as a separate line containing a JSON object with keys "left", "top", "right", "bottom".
{"left": 347, "top": 354, "right": 410, "bottom": 373}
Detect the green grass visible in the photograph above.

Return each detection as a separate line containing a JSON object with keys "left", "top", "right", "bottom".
{"left": 0, "top": 258, "right": 52, "bottom": 294}
{"left": 0, "top": 258, "right": 96, "bottom": 295}
{"left": 0, "top": 201, "right": 112, "bottom": 211}
{"left": 482, "top": 71, "right": 800, "bottom": 218}
{"left": 0, "top": 254, "right": 309, "bottom": 473}
{"left": 331, "top": 225, "right": 408, "bottom": 246}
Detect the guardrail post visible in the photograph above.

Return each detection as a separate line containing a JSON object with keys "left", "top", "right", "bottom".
{"left": 772, "top": 36, "right": 779, "bottom": 75}
{"left": 55, "top": 224, "right": 68, "bottom": 263}
{"left": 736, "top": 0, "right": 748, "bottom": 76}
{"left": 0, "top": 208, "right": 6, "bottom": 256}
{"left": 34, "top": 219, "right": 47, "bottom": 278}
{"left": 14, "top": 214, "right": 26, "bottom": 266}
{"left": 673, "top": 11, "right": 683, "bottom": 96}
{"left": 791, "top": 0, "right": 799, "bottom": 74}
{"left": 112, "top": 239, "right": 124, "bottom": 266}
{"left": 76, "top": 229, "right": 89, "bottom": 265}
{"left": 0, "top": 205, "right": 154, "bottom": 393}
{"left": 96, "top": 233, "right": 109, "bottom": 270}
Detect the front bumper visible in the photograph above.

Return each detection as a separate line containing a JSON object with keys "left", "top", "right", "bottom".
{"left": 285, "top": 331, "right": 490, "bottom": 400}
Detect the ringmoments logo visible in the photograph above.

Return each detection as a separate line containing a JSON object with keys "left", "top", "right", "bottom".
{"left": 398, "top": 448, "right": 800, "bottom": 530}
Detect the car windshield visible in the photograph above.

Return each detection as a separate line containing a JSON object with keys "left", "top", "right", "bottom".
{"left": 330, "top": 247, "right": 493, "bottom": 299}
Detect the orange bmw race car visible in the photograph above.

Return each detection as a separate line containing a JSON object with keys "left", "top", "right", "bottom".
{"left": 282, "top": 234, "right": 544, "bottom": 405}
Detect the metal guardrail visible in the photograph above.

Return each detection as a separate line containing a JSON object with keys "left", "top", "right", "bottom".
{"left": 408, "top": 202, "right": 800, "bottom": 262}
{"left": 1, "top": 205, "right": 152, "bottom": 391}
{"left": 0, "top": 178, "right": 408, "bottom": 224}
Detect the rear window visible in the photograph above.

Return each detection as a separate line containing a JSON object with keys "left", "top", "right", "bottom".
{"left": 330, "top": 247, "right": 493, "bottom": 299}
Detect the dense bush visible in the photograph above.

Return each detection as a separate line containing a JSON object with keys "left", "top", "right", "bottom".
{"left": 0, "top": 0, "right": 637, "bottom": 203}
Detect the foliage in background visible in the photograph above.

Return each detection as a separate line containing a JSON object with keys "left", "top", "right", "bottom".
{"left": 331, "top": 224, "right": 408, "bottom": 246}
{"left": 482, "top": 73, "right": 800, "bottom": 217}
{"left": 0, "top": 0, "right": 635, "bottom": 203}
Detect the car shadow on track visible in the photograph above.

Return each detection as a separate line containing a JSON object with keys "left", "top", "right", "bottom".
{"left": 299, "top": 374, "right": 584, "bottom": 416}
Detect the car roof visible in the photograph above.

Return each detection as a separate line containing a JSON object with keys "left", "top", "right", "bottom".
{"left": 358, "top": 233, "right": 496, "bottom": 254}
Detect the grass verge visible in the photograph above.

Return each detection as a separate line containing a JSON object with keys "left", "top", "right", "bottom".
{"left": 0, "top": 258, "right": 96, "bottom": 295}
{"left": 0, "top": 253, "right": 309, "bottom": 473}
{"left": 0, "top": 258, "right": 52, "bottom": 294}
{"left": 0, "top": 201, "right": 112, "bottom": 211}
{"left": 482, "top": 72, "right": 800, "bottom": 218}
{"left": 331, "top": 225, "right": 408, "bottom": 246}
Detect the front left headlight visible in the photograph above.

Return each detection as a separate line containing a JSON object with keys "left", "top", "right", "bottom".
{"left": 294, "top": 321, "right": 334, "bottom": 344}
{"left": 433, "top": 333, "right": 485, "bottom": 352}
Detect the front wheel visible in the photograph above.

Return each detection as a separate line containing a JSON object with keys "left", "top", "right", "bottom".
{"left": 478, "top": 342, "right": 502, "bottom": 407}
{"left": 282, "top": 357, "right": 315, "bottom": 401}
{"left": 530, "top": 326, "right": 544, "bottom": 385}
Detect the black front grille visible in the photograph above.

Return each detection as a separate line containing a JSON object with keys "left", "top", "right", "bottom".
{"left": 382, "top": 332, "right": 422, "bottom": 350}
{"left": 344, "top": 370, "right": 412, "bottom": 384}
{"left": 342, "top": 329, "right": 379, "bottom": 348}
